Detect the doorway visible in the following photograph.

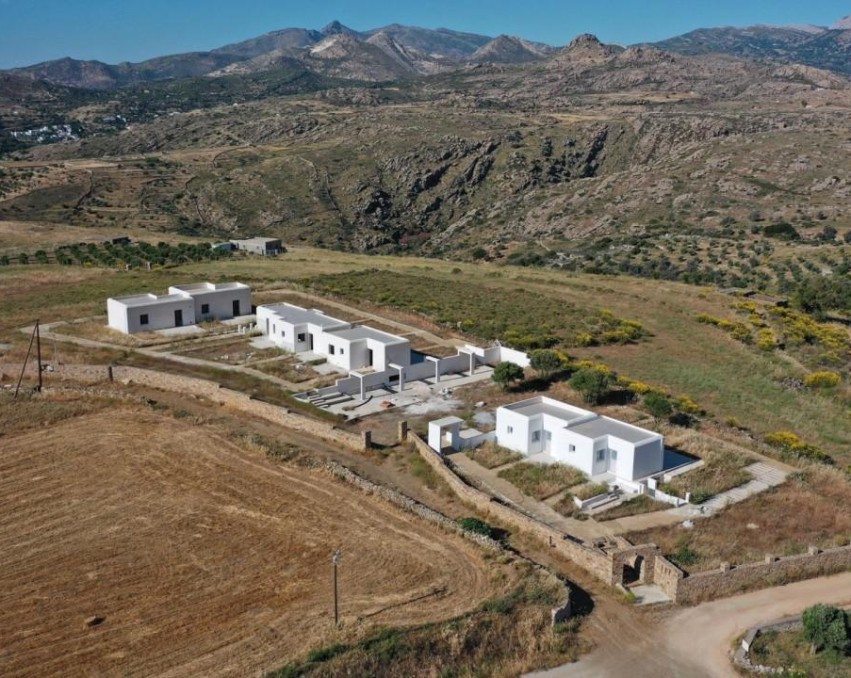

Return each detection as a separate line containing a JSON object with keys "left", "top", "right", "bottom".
{"left": 366, "top": 348, "right": 374, "bottom": 367}
{"left": 544, "top": 430, "right": 552, "bottom": 453}
{"left": 608, "top": 449, "right": 618, "bottom": 473}
{"left": 308, "top": 333, "right": 314, "bottom": 351}
{"left": 232, "top": 299, "right": 240, "bottom": 316}
{"left": 174, "top": 309, "right": 183, "bottom": 327}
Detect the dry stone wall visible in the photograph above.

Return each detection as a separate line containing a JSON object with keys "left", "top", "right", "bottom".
{"left": 673, "top": 545, "right": 851, "bottom": 605}
{"left": 408, "top": 432, "right": 615, "bottom": 583}
{"left": 9, "top": 363, "right": 365, "bottom": 451}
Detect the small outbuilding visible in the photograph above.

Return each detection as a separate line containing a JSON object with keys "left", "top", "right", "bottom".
{"left": 231, "top": 238, "right": 284, "bottom": 256}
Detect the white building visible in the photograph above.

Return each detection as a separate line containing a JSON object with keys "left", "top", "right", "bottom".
{"left": 107, "top": 281, "right": 252, "bottom": 334}
{"left": 107, "top": 293, "right": 197, "bottom": 334}
{"left": 168, "top": 282, "right": 251, "bottom": 321}
{"left": 256, "top": 303, "right": 411, "bottom": 372}
{"left": 231, "top": 238, "right": 284, "bottom": 256}
{"left": 495, "top": 396, "right": 664, "bottom": 483}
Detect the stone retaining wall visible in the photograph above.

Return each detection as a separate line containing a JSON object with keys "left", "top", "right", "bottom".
{"left": 4, "top": 363, "right": 365, "bottom": 451}
{"left": 673, "top": 545, "right": 851, "bottom": 605}
{"left": 326, "top": 459, "right": 574, "bottom": 626}
{"left": 408, "top": 432, "right": 615, "bottom": 584}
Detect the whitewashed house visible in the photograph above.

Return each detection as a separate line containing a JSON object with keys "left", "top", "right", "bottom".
{"left": 168, "top": 282, "right": 251, "bottom": 321}
{"left": 107, "top": 293, "right": 197, "bottom": 334}
{"left": 107, "top": 281, "right": 252, "bottom": 334}
{"left": 256, "top": 303, "right": 410, "bottom": 372}
{"left": 496, "top": 396, "right": 664, "bottom": 484}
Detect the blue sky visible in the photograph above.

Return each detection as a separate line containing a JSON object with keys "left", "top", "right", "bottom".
{"left": 0, "top": 0, "right": 848, "bottom": 68}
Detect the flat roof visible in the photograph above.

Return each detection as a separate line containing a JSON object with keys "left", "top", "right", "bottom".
{"left": 110, "top": 293, "right": 188, "bottom": 308}
{"left": 430, "top": 416, "right": 464, "bottom": 427}
{"left": 327, "top": 325, "right": 408, "bottom": 345}
{"left": 170, "top": 281, "right": 249, "bottom": 295}
{"left": 259, "top": 303, "right": 349, "bottom": 329}
{"left": 501, "top": 397, "right": 591, "bottom": 424}
{"left": 568, "top": 416, "right": 659, "bottom": 444}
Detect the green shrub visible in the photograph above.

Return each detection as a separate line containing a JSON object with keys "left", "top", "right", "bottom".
{"left": 458, "top": 517, "right": 496, "bottom": 538}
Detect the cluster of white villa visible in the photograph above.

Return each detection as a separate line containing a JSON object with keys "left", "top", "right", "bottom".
{"left": 107, "top": 282, "right": 252, "bottom": 333}
{"left": 106, "top": 282, "right": 663, "bottom": 487}
{"left": 430, "top": 396, "right": 664, "bottom": 485}
{"left": 256, "top": 303, "right": 411, "bottom": 373}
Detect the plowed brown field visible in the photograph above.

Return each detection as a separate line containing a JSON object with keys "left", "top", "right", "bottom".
{"left": 0, "top": 409, "right": 501, "bottom": 677}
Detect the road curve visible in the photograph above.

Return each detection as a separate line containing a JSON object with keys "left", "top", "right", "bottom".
{"left": 531, "top": 571, "right": 851, "bottom": 678}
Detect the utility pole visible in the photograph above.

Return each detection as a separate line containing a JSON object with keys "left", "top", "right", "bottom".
{"left": 35, "top": 320, "right": 42, "bottom": 393}
{"left": 14, "top": 320, "right": 41, "bottom": 399}
{"left": 332, "top": 549, "right": 341, "bottom": 627}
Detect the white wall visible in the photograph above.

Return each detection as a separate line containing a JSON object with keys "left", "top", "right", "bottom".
{"left": 495, "top": 407, "right": 533, "bottom": 455}
{"left": 189, "top": 288, "right": 252, "bottom": 321}
{"left": 556, "top": 429, "right": 596, "bottom": 477}
{"left": 630, "top": 437, "right": 665, "bottom": 480}
{"left": 385, "top": 341, "right": 411, "bottom": 368}
{"left": 107, "top": 299, "right": 130, "bottom": 334}
{"left": 109, "top": 297, "right": 196, "bottom": 334}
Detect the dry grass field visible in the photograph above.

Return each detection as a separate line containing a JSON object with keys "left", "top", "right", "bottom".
{"left": 0, "top": 404, "right": 511, "bottom": 678}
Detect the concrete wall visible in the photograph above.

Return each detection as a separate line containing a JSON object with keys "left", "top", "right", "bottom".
{"left": 630, "top": 437, "right": 665, "bottom": 480}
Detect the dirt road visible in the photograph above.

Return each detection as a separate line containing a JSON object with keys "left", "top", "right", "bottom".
{"left": 531, "top": 571, "right": 851, "bottom": 678}
{"left": 0, "top": 409, "right": 506, "bottom": 677}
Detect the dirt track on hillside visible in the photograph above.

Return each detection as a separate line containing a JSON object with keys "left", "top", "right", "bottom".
{"left": 0, "top": 410, "right": 502, "bottom": 677}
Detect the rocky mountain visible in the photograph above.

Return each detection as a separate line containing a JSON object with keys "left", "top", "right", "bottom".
{"left": 3, "top": 29, "right": 848, "bottom": 265}
{"left": 469, "top": 35, "right": 554, "bottom": 64}
{"left": 653, "top": 20, "right": 851, "bottom": 75}
{"left": 6, "top": 22, "right": 503, "bottom": 89}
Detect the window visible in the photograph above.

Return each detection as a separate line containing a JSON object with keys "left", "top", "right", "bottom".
{"left": 272, "top": 324, "right": 276, "bottom": 334}
{"left": 568, "top": 444, "right": 575, "bottom": 452}
{"left": 532, "top": 431, "right": 541, "bottom": 443}
{"left": 201, "top": 303, "right": 209, "bottom": 314}
{"left": 280, "top": 329, "right": 285, "bottom": 337}
{"left": 596, "top": 449, "right": 605, "bottom": 462}
{"left": 140, "top": 314, "right": 149, "bottom": 326}
{"left": 506, "top": 426, "right": 514, "bottom": 434}
{"left": 340, "top": 347, "right": 344, "bottom": 355}
{"left": 329, "top": 345, "right": 336, "bottom": 355}
{"left": 611, "top": 450, "right": 618, "bottom": 461}
{"left": 297, "top": 333, "right": 306, "bottom": 342}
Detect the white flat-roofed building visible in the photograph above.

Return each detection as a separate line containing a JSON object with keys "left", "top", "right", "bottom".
{"left": 257, "top": 302, "right": 411, "bottom": 372}
{"left": 496, "top": 396, "right": 664, "bottom": 483}
{"left": 168, "top": 282, "right": 252, "bottom": 321}
{"left": 231, "top": 237, "right": 284, "bottom": 256}
{"left": 257, "top": 303, "right": 350, "bottom": 354}
{"left": 107, "top": 281, "right": 251, "bottom": 334}
{"left": 322, "top": 325, "right": 411, "bottom": 372}
{"left": 107, "top": 293, "right": 196, "bottom": 334}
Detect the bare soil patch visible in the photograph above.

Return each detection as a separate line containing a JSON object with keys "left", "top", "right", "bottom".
{"left": 626, "top": 469, "right": 851, "bottom": 572}
{"left": 0, "top": 408, "right": 507, "bottom": 677}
